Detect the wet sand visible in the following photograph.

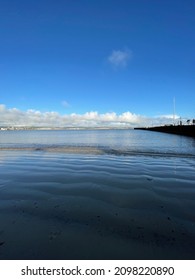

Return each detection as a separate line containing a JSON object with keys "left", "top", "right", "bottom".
{"left": 0, "top": 151, "right": 195, "bottom": 259}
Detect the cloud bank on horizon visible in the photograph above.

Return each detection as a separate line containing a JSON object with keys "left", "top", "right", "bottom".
{"left": 0, "top": 104, "right": 178, "bottom": 128}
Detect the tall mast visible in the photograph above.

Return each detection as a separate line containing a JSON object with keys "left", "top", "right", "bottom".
{"left": 173, "top": 97, "right": 176, "bottom": 124}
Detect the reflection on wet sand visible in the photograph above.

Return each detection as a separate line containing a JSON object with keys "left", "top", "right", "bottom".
{"left": 0, "top": 152, "right": 195, "bottom": 259}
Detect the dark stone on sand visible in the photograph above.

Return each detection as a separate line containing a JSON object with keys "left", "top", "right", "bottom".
{"left": 35, "top": 148, "right": 43, "bottom": 151}
{"left": 0, "top": 241, "right": 5, "bottom": 246}
{"left": 147, "top": 177, "right": 153, "bottom": 181}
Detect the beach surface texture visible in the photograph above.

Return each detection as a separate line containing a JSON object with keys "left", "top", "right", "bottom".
{"left": 0, "top": 129, "right": 195, "bottom": 259}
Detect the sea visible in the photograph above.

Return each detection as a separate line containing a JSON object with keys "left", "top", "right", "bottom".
{"left": 0, "top": 129, "right": 195, "bottom": 260}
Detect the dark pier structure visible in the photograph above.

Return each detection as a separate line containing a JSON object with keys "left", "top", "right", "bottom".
{"left": 134, "top": 124, "right": 195, "bottom": 137}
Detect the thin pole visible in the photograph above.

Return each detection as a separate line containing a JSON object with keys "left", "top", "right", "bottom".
{"left": 173, "top": 97, "right": 176, "bottom": 124}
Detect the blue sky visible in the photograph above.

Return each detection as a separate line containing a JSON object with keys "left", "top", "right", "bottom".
{"left": 0, "top": 0, "right": 194, "bottom": 127}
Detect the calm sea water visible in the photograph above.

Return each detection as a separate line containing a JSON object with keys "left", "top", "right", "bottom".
{"left": 0, "top": 130, "right": 195, "bottom": 259}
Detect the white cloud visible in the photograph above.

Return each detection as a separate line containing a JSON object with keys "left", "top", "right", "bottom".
{"left": 0, "top": 104, "right": 149, "bottom": 128}
{"left": 157, "top": 114, "right": 180, "bottom": 119}
{"left": 108, "top": 49, "right": 132, "bottom": 68}
{"left": 0, "top": 104, "right": 182, "bottom": 129}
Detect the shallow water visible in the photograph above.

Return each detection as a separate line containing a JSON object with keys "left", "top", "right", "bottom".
{"left": 0, "top": 130, "right": 195, "bottom": 259}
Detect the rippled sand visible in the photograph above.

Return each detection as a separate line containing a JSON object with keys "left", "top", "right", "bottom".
{"left": 0, "top": 151, "right": 195, "bottom": 259}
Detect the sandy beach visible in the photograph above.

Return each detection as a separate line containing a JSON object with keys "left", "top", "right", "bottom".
{"left": 0, "top": 147, "right": 195, "bottom": 259}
